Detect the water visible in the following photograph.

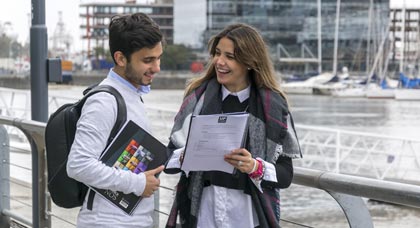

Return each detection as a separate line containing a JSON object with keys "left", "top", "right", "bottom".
{"left": 288, "top": 94, "right": 420, "bottom": 140}
{"left": 11, "top": 85, "right": 420, "bottom": 227}
{"left": 142, "top": 89, "right": 420, "bottom": 228}
{"left": 48, "top": 85, "right": 420, "bottom": 140}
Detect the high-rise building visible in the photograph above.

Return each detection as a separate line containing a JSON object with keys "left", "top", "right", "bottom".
{"left": 79, "top": 0, "right": 173, "bottom": 57}
{"left": 389, "top": 6, "right": 420, "bottom": 75}
{"left": 204, "top": 0, "right": 389, "bottom": 74}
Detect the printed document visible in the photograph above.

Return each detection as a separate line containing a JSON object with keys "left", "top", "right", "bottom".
{"left": 181, "top": 112, "right": 249, "bottom": 174}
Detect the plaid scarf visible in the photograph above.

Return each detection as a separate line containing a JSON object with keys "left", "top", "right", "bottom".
{"left": 166, "top": 78, "right": 301, "bottom": 228}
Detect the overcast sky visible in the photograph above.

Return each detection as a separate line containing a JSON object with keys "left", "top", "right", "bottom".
{"left": 0, "top": 0, "right": 418, "bottom": 52}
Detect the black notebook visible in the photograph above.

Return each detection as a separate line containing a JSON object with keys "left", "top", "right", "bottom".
{"left": 91, "top": 120, "right": 169, "bottom": 215}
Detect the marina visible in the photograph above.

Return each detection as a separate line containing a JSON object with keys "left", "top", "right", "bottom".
{"left": 1, "top": 0, "right": 420, "bottom": 227}
{"left": 1, "top": 86, "right": 420, "bottom": 227}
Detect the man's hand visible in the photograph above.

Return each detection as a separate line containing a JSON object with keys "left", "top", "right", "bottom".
{"left": 142, "top": 165, "right": 164, "bottom": 197}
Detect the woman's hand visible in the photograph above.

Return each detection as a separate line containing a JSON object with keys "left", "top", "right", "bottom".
{"left": 224, "top": 148, "right": 256, "bottom": 174}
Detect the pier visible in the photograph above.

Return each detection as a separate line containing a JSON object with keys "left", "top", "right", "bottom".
{"left": 1, "top": 87, "right": 420, "bottom": 227}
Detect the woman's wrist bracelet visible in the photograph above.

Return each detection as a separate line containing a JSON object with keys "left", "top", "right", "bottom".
{"left": 247, "top": 158, "right": 257, "bottom": 174}
{"left": 249, "top": 158, "right": 264, "bottom": 179}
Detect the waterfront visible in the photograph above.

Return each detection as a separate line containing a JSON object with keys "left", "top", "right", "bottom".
{"left": 7, "top": 85, "right": 420, "bottom": 227}
{"left": 143, "top": 88, "right": 420, "bottom": 228}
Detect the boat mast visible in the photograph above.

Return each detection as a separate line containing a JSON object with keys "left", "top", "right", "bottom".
{"left": 400, "top": 0, "right": 406, "bottom": 73}
{"left": 366, "top": 0, "right": 373, "bottom": 74}
{"left": 333, "top": 0, "right": 341, "bottom": 76}
{"left": 317, "top": 0, "right": 322, "bottom": 73}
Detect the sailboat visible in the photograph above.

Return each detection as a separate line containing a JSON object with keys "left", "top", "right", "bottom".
{"left": 282, "top": 72, "right": 335, "bottom": 94}
{"left": 331, "top": 0, "right": 373, "bottom": 97}
{"left": 365, "top": 77, "right": 397, "bottom": 99}
{"left": 311, "top": 0, "right": 350, "bottom": 96}
{"left": 394, "top": 73, "right": 420, "bottom": 100}
{"left": 332, "top": 0, "right": 385, "bottom": 98}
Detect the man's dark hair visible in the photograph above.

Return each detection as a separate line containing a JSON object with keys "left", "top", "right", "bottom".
{"left": 109, "top": 12, "right": 163, "bottom": 64}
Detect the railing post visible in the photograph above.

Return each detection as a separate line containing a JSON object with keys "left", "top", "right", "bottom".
{"left": 335, "top": 130, "right": 341, "bottom": 173}
{"left": 0, "top": 125, "right": 10, "bottom": 228}
{"left": 27, "top": 132, "right": 50, "bottom": 228}
{"left": 327, "top": 191, "right": 373, "bottom": 228}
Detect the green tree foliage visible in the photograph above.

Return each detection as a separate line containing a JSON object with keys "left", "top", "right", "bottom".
{"left": 0, "top": 34, "right": 23, "bottom": 58}
{"left": 0, "top": 35, "right": 12, "bottom": 58}
{"left": 93, "top": 46, "right": 113, "bottom": 62}
{"left": 161, "top": 44, "right": 196, "bottom": 70}
{"left": 9, "top": 41, "right": 22, "bottom": 58}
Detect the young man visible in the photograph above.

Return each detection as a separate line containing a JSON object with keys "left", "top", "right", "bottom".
{"left": 67, "top": 13, "right": 164, "bottom": 227}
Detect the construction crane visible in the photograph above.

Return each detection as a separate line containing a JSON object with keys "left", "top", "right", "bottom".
{"left": 50, "top": 11, "right": 73, "bottom": 59}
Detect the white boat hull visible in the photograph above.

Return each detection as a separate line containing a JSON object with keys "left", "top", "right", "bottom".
{"left": 313, "top": 83, "right": 347, "bottom": 95}
{"left": 394, "top": 89, "right": 420, "bottom": 100}
{"left": 283, "top": 85, "right": 313, "bottom": 94}
{"left": 366, "top": 88, "right": 395, "bottom": 99}
{"left": 332, "top": 87, "right": 366, "bottom": 97}
{"left": 281, "top": 73, "right": 335, "bottom": 95}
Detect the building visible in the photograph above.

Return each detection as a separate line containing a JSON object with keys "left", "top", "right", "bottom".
{"left": 203, "top": 0, "right": 389, "bottom": 74}
{"left": 79, "top": 0, "right": 173, "bottom": 57}
{"left": 389, "top": 5, "right": 420, "bottom": 75}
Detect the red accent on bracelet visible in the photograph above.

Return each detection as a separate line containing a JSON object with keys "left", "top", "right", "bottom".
{"left": 249, "top": 158, "right": 264, "bottom": 179}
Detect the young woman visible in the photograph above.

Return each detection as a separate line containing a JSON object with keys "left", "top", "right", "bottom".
{"left": 165, "top": 23, "right": 302, "bottom": 228}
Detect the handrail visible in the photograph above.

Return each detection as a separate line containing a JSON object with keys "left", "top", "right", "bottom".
{"left": 0, "top": 116, "right": 49, "bottom": 228}
{"left": 294, "top": 123, "right": 420, "bottom": 143}
{"left": 0, "top": 124, "right": 10, "bottom": 228}
{"left": 1, "top": 115, "right": 420, "bottom": 227}
{"left": 294, "top": 167, "right": 420, "bottom": 208}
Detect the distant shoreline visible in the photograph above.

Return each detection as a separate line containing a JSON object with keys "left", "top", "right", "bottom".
{"left": 0, "top": 70, "right": 198, "bottom": 90}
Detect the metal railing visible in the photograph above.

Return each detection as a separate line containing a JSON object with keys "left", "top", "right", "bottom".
{"left": 2, "top": 87, "right": 420, "bottom": 185}
{"left": 1, "top": 87, "right": 420, "bottom": 227}
{"left": 2, "top": 115, "right": 420, "bottom": 228}
{"left": 0, "top": 116, "right": 49, "bottom": 228}
{"left": 145, "top": 106, "right": 420, "bottom": 184}
{"left": 294, "top": 125, "right": 420, "bottom": 182}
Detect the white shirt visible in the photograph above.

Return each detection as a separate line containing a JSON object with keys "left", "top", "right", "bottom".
{"left": 167, "top": 85, "right": 278, "bottom": 228}
{"left": 67, "top": 69, "right": 154, "bottom": 228}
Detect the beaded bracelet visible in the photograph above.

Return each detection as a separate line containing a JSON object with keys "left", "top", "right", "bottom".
{"left": 247, "top": 158, "right": 258, "bottom": 174}
{"left": 249, "top": 158, "right": 264, "bottom": 180}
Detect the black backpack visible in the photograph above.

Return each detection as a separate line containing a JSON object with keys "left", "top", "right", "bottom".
{"left": 45, "top": 84, "right": 127, "bottom": 208}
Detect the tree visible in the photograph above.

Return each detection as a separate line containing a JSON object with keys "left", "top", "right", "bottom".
{"left": 93, "top": 46, "right": 113, "bottom": 62}
{"left": 9, "top": 41, "right": 22, "bottom": 59}
{"left": 0, "top": 34, "right": 23, "bottom": 59}
{"left": 161, "top": 44, "right": 196, "bottom": 70}
{"left": 0, "top": 35, "right": 12, "bottom": 58}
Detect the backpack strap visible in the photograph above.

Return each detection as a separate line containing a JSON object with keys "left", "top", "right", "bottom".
{"left": 77, "top": 85, "right": 127, "bottom": 210}
{"left": 87, "top": 189, "right": 96, "bottom": 210}
{"left": 77, "top": 84, "right": 127, "bottom": 146}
